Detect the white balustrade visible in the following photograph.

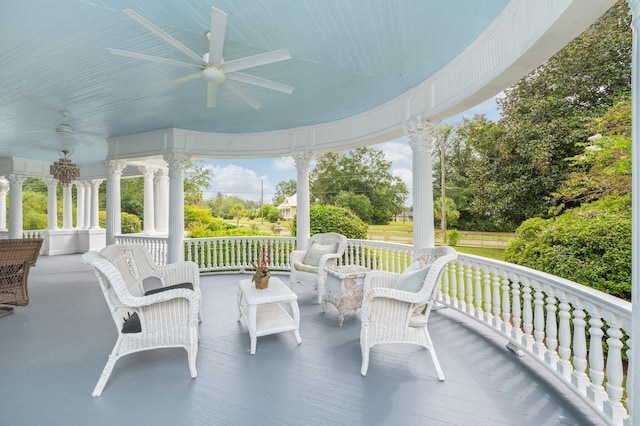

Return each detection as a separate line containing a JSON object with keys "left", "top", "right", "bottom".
{"left": 114, "top": 235, "right": 631, "bottom": 425}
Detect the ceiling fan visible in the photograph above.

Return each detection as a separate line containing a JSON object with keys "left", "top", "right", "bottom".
{"left": 25, "top": 110, "right": 106, "bottom": 148}
{"left": 109, "top": 7, "right": 294, "bottom": 109}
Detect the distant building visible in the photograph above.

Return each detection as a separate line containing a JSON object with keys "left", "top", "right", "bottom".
{"left": 277, "top": 194, "right": 297, "bottom": 220}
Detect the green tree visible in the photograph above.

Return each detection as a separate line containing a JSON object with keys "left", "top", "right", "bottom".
{"left": 433, "top": 197, "right": 460, "bottom": 228}
{"left": 332, "top": 191, "right": 373, "bottom": 224}
{"left": 293, "top": 205, "right": 367, "bottom": 239}
{"left": 184, "top": 161, "right": 213, "bottom": 206}
{"left": 466, "top": 2, "right": 631, "bottom": 230}
{"left": 310, "top": 147, "right": 408, "bottom": 225}
{"left": 273, "top": 179, "right": 296, "bottom": 205}
{"left": 504, "top": 194, "right": 631, "bottom": 300}
{"left": 261, "top": 204, "right": 281, "bottom": 223}
{"left": 229, "top": 203, "right": 246, "bottom": 225}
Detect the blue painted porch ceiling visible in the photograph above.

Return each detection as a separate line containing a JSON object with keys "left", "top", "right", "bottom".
{"left": 0, "top": 0, "right": 508, "bottom": 163}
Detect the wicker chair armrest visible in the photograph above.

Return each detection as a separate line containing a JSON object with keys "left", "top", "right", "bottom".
{"left": 362, "top": 286, "right": 425, "bottom": 306}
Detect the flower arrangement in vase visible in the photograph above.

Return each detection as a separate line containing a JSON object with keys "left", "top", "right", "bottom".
{"left": 252, "top": 241, "right": 271, "bottom": 289}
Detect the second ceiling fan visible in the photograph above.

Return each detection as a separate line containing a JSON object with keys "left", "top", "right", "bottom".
{"left": 109, "top": 7, "right": 294, "bottom": 109}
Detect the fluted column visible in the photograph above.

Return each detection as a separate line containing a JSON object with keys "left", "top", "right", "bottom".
{"left": 626, "top": 1, "right": 639, "bottom": 423}
{"left": 105, "top": 160, "right": 127, "bottom": 244}
{"left": 43, "top": 177, "right": 59, "bottom": 230}
{"left": 75, "top": 181, "right": 85, "bottom": 229}
{"left": 7, "top": 174, "right": 25, "bottom": 239}
{"left": 138, "top": 166, "right": 156, "bottom": 235}
{"left": 62, "top": 185, "right": 73, "bottom": 230}
{"left": 406, "top": 117, "right": 436, "bottom": 249}
{"left": 165, "top": 153, "right": 189, "bottom": 263}
{"left": 155, "top": 169, "right": 169, "bottom": 233}
{"left": 0, "top": 179, "right": 9, "bottom": 231}
{"left": 293, "top": 151, "right": 312, "bottom": 250}
{"left": 90, "top": 179, "right": 103, "bottom": 229}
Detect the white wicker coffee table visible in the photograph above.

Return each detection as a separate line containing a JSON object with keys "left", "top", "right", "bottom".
{"left": 237, "top": 276, "right": 302, "bottom": 354}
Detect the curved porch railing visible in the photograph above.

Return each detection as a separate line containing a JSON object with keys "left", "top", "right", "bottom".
{"left": 113, "top": 234, "right": 631, "bottom": 425}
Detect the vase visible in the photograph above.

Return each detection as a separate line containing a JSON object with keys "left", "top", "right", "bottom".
{"left": 254, "top": 273, "right": 270, "bottom": 289}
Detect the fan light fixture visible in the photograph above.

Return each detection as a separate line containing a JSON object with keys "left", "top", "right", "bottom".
{"left": 50, "top": 150, "right": 80, "bottom": 187}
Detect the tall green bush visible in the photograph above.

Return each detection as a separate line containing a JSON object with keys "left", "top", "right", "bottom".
{"left": 504, "top": 194, "right": 631, "bottom": 300}
{"left": 293, "top": 205, "right": 367, "bottom": 239}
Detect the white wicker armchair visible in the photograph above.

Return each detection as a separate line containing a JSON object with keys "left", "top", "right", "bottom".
{"left": 100, "top": 243, "right": 202, "bottom": 319}
{"left": 360, "top": 246, "right": 458, "bottom": 378}
{"left": 82, "top": 249, "right": 200, "bottom": 397}
{"left": 289, "top": 233, "right": 347, "bottom": 304}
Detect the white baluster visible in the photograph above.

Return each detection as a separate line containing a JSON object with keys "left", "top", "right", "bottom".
{"left": 557, "top": 300, "right": 572, "bottom": 379}
{"left": 501, "top": 273, "right": 511, "bottom": 335}
{"left": 491, "top": 270, "right": 501, "bottom": 329}
{"left": 483, "top": 267, "right": 493, "bottom": 324}
{"left": 544, "top": 293, "right": 559, "bottom": 368}
{"left": 604, "top": 323, "right": 627, "bottom": 423}
{"left": 571, "top": 305, "right": 589, "bottom": 394}
{"left": 587, "top": 315, "right": 607, "bottom": 409}
{"left": 533, "top": 288, "right": 546, "bottom": 358}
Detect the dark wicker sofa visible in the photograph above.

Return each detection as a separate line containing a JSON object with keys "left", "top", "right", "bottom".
{"left": 0, "top": 238, "right": 43, "bottom": 316}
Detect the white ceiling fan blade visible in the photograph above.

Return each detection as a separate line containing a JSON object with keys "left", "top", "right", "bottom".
{"left": 156, "top": 72, "right": 203, "bottom": 89}
{"left": 224, "top": 80, "right": 262, "bottom": 110}
{"left": 109, "top": 49, "right": 203, "bottom": 70}
{"left": 122, "top": 9, "right": 208, "bottom": 67}
{"left": 226, "top": 72, "right": 294, "bottom": 94}
{"left": 24, "top": 130, "right": 54, "bottom": 134}
{"left": 209, "top": 7, "right": 227, "bottom": 67}
{"left": 222, "top": 49, "right": 292, "bottom": 73}
{"left": 74, "top": 130, "right": 107, "bottom": 138}
{"left": 206, "top": 82, "right": 218, "bottom": 108}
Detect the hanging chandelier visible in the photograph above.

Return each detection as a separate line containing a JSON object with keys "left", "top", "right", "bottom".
{"left": 50, "top": 150, "right": 80, "bottom": 187}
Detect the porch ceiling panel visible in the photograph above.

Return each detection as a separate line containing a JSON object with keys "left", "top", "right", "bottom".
{"left": 0, "top": 0, "right": 614, "bottom": 166}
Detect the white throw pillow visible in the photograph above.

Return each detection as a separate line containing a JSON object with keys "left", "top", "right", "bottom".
{"left": 395, "top": 266, "right": 430, "bottom": 293}
{"left": 303, "top": 243, "right": 338, "bottom": 266}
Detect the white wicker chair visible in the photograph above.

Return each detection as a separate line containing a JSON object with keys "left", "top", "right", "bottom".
{"left": 360, "top": 246, "right": 458, "bottom": 378}
{"left": 99, "top": 243, "right": 202, "bottom": 320}
{"left": 289, "top": 233, "right": 347, "bottom": 304}
{"left": 82, "top": 249, "right": 200, "bottom": 397}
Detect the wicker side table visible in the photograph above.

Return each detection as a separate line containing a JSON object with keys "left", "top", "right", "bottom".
{"left": 323, "top": 265, "right": 370, "bottom": 326}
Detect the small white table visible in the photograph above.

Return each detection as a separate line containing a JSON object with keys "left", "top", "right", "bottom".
{"left": 237, "top": 277, "right": 302, "bottom": 354}
{"left": 323, "top": 265, "right": 370, "bottom": 326}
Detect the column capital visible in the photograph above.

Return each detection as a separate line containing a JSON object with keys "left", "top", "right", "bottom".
{"left": 164, "top": 152, "right": 190, "bottom": 167}
{"left": 0, "top": 179, "right": 9, "bottom": 192}
{"left": 405, "top": 117, "right": 438, "bottom": 152}
{"left": 42, "top": 177, "right": 59, "bottom": 188}
{"left": 104, "top": 160, "right": 127, "bottom": 177}
{"left": 137, "top": 166, "right": 157, "bottom": 178}
{"left": 292, "top": 151, "right": 312, "bottom": 168}
{"left": 7, "top": 174, "right": 26, "bottom": 186}
{"left": 90, "top": 179, "right": 103, "bottom": 188}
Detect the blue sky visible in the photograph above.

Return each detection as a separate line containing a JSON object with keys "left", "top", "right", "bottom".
{"left": 200, "top": 94, "right": 502, "bottom": 206}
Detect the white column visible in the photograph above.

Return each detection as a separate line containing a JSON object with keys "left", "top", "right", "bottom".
{"left": 0, "top": 179, "right": 9, "bottom": 231}
{"left": 627, "top": 1, "right": 639, "bottom": 423}
{"left": 43, "top": 177, "right": 59, "bottom": 230}
{"left": 7, "top": 174, "right": 25, "bottom": 239}
{"left": 406, "top": 117, "right": 436, "bottom": 250}
{"left": 105, "top": 160, "right": 126, "bottom": 244}
{"left": 164, "top": 152, "right": 189, "bottom": 263}
{"left": 90, "top": 179, "right": 103, "bottom": 229}
{"left": 76, "top": 181, "right": 85, "bottom": 229}
{"left": 155, "top": 169, "right": 169, "bottom": 233}
{"left": 138, "top": 166, "right": 156, "bottom": 235}
{"left": 62, "top": 185, "right": 73, "bottom": 230}
{"left": 293, "top": 151, "right": 312, "bottom": 250}
{"left": 83, "top": 181, "right": 91, "bottom": 229}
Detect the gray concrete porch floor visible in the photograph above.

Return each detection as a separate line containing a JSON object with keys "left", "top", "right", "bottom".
{"left": 0, "top": 254, "right": 602, "bottom": 425}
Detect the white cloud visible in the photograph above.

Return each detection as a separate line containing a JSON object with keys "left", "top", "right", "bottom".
{"left": 272, "top": 156, "right": 295, "bottom": 172}
{"left": 203, "top": 164, "right": 272, "bottom": 201}
{"left": 374, "top": 137, "right": 411, "bottom": 168}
